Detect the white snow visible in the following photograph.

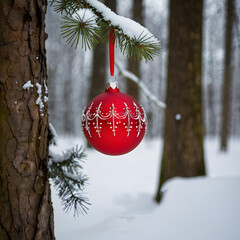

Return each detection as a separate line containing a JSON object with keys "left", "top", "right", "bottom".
{"left": 22, "top": 80, "right": 34, "bottom": 90}
{"left": 175, "top": 113, "right": 181, "bottom": 120}
{"left": 49, "top": 150, "right": 66, "bottom": 164}
{"left": 23, "top": 81, "right": 47, "bottom": 111}
{"left": 85, "top": 0, "right": 159, "bottom": 44}
{"left": 51, "top": 137, "right": 240, "bottom": 240}
{"left": 64, "top": 171, "right": 85, "bottom": 181}
{"left": 50, "top": 145, "right": 85, "bottom": 164}
{"left": 44, "top": 96, "right": 48, "bottom": 102}
{"left": 35, "top": 83, "right": 44, "bottom": 111}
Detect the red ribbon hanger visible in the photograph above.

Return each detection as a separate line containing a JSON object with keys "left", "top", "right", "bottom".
{"left": 109, "top": 28, "right": 115, "bottom": 76}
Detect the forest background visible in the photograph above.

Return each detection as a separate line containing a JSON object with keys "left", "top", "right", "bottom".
{"left": 46, "top": 0, "right": 240, "bottom": 143}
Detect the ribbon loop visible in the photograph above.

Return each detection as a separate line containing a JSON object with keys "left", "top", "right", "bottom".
{"left": 109, "top": 29, "right": 115, "bottom": 76}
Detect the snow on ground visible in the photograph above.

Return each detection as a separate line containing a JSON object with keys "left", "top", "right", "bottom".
{"left": 51, "top": 137, "right": 240, "bottom": 240}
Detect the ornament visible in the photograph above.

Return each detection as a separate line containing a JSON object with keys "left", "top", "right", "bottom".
{"left": 81, "top": 29, "right": 147, "bottom": 155}
{"left": 82, "top": 82, "right": 147, "bottom": 155}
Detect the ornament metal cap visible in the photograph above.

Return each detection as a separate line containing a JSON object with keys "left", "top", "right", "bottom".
{"left": 106, "top": 82, "right": 119, "bottom": 92}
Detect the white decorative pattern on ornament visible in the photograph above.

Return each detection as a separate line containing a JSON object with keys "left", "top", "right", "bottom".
{"left": 82, "top": 101, "right": 147, "bottom": 138}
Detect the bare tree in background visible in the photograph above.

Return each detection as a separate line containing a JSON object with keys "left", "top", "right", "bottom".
{"left": 126, "top": 0, "right": 144, "bottom": 101}
{"left": 220, "top": 0, "right": 235, "bottom": 151}
{"left": 105, "top": 0, "right": 116, "bottom": 22}
{"left": 155, "top": 0, "right": 206, "bottom": 202}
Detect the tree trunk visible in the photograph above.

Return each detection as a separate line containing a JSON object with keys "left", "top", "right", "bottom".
{"left": 207, "top": 82, "right": 216, "bottom": 136}
{"left": 88, "top": 43, "right": 106, "bottom": 101}
{"left": 63, "top": 49, "right": 75, "bottom": 135}
{"left": 155, "top": 0, "right": 206, "bottom": 202}
{"left": 105, "top": 0, "right": 116, "bottom": 12}
{"left": 126, "top": 0, "right": 144, "bottom": 101}
{"left": 220, "top": 0, "right": 234, "bottom": 151}
{"left": 0, "top": 0, "right": 55, "bottom": 239}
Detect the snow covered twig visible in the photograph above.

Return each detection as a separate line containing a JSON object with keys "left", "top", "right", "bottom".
{"left": 115, "top": 60, "right": 166, "bottom": 109}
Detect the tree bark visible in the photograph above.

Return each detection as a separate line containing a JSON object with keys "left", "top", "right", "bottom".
{"left": 220, "top": 0, "right": 234, "bottom": 151}
{"left": 0, "top": 0, "right": 55, "bottom": 239}
{"left": 155, "top": 0, "right": 206, "bottom": 202}
{"left": 126, "top": 0, "right": 144, "bottom": 101}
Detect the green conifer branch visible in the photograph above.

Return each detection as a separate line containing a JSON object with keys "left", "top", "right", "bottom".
{"left": 50, "top": 0, "right": 161, "bottom": 61}
{"left": 61, "top": 13, "right": 101, "bottom": 49}
{"left": 50, "top": 0, "right": 83, "bottom": 15}
{"left": 49, "top": 146, "right": 90, "bottom": 216}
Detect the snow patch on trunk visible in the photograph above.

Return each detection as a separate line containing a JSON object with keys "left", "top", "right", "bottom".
{"left": 36, "top": 83, "right": 44, "bottom": 114}
{"left": 22, "top": 80, "right": 34, "bottom": 90}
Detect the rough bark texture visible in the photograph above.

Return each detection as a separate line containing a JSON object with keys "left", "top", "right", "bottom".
{"left": 220, "top": 0, "right": 234, "bottom": 151}
{"left": 155, "top": 0, "right": 206, "bottom": 202}
{"left": 126, "top": 0, "right": 143, "bottom": 101}
{"left": 0, "top": 0, "right": 55, "bottom": 239}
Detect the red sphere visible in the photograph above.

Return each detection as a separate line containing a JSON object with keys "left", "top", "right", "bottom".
{"left": 82, "top": 83, "right": 147, "bottom": 155}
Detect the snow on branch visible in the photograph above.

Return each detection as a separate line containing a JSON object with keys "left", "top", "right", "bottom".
{"left": 51, "top": 0, "right": 161, "bottom": 61}
{"left": 115, "top": 60, "right": 166, "bottom": 109}
{"left": 85, "top": 0, "right": 159, "bottom": 44}
{"left": 49, "top": 144, "right": 90, "bottom": 216}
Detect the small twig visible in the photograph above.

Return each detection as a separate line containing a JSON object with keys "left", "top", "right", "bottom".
{"left": 115, "top": 60, "right": 166, "bottom": 109}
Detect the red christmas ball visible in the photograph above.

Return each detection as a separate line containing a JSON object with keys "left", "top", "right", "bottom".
{"left": 82, "top": 83, "right": 147, "bottom": 155}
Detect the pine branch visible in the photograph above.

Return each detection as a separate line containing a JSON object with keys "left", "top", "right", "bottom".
{"left": 50, "top": 0, "right": 83, "bottom": 15}
{"left": 49, "top": 146, "right": 90, "bottom": 216}
{"left": 119, "top": 32, "right": 161, "bottom": 62}
{"left": 61, "top": 11, "right": 101, "bottom": 49}
{"left": 115, "top": 60, "right": 166, "bottom": 109}
{"left": 50, "top": 0, "right": 161, "bottom": 61}
{"left": 79, "top": 0, "right": 161, "bottom": 61}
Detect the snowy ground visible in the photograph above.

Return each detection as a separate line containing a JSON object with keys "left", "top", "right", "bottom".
{"left": 51, "top": 137, "right": 240, "bottom": 240}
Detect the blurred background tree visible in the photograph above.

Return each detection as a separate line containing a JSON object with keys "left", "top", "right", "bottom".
{"left": 220, "top": 0, "right": 236, "bottom": 151}
{"left": 126, "top": 0, "right": 144, "bottom": 101}
{"left": 155, "top": 0, "right": 206, "bottom": 202}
